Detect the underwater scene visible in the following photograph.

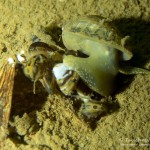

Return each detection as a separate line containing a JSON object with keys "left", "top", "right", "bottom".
{"left": 0, "top": 0, "right": 150, "bottom": 149}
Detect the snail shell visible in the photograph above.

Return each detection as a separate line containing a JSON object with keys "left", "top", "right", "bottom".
{"left": 53, "top": 63, "right": 79, "bottom": 96}
{"left": 62, "top": 16, "right": 133, "bottom": 96}
{"left": 23, "top": 42, "right": 62, "bottom": 94}
{"left": 81, "top": 100, "right": 107, "bottom": 118}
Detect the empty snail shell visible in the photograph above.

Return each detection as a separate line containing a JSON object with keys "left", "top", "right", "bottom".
{"left": 62, "top": 15, "right": 149, "bottom": 96}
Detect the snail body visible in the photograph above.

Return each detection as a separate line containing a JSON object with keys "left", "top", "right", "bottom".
{"left": 62, "top": 15, "right": 149, "bottom": 96}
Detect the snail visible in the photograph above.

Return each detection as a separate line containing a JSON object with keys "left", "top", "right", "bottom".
{"left": 62, "top": 15, "right": 149, "bottom": 97}
{"left": 23, "top": 42, "right": 63, "bottom": 94}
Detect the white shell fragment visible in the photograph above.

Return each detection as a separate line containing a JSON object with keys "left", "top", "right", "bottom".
{"left": 7, "top": 57, "right": 15, "bottom": 67}
{"left": 7, "top": 57, "right": 14, "bottom": 64}
{"left": 17, "top": 50, "right": 26, "bottom": 63}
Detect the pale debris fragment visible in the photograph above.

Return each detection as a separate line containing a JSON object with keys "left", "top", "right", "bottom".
{"left": 7, "top": 57, "right": 15, "bottom": 67}
{"left": 17, "top": 50, "right": 26, "bottom": 63}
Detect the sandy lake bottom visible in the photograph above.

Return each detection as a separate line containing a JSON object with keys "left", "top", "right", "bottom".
{"left": 0, "top": 0, "right": 150, "bottom": 149}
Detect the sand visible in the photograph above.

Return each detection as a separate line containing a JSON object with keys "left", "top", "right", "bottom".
{"left": 0, "top": 0, "right": 150, "bottom": 149}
